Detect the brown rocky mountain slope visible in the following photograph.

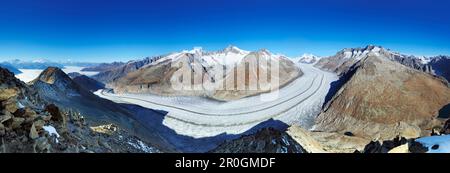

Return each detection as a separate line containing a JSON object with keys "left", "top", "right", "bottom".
{"left": 313, "top": 53, "right": 450, "bottom": 140}
{"left": 0, "top": 67, "right": 159, "bottom": 153}
{"left": 111, "top": 48, "right": 301, "bottom": 101}
{"left": 315, "top": 45, "right": 433, "bottom": 76}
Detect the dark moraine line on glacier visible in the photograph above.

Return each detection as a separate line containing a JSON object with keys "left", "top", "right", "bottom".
{"left": 99, "top": 74, "right": 325, "bottom": 127}
{"left": 99, "top": 73, "right": 320, "bottom": 117}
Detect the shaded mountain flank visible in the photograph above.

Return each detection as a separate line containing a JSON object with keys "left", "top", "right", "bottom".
{"left": 72, "top": 75, "right": 105, "bottom": 92}
{"left": 429, "top": 55, "right": 450, "bottom": 83}
{"left": 81, "top": 62, "right": 126, "bottom": 72}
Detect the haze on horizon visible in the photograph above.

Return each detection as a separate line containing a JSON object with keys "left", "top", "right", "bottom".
{"left": 0, "top": 0, "right": 449, "bottom": 63}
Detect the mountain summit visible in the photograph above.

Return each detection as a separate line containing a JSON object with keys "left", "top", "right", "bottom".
{"left": 109, "top": 46, "right": 301, "bottom": 101}
{"left": 315, "top": 45, "right": 433, "bottom": 75}
{"left": 314, "top": 49, "right": 450, "bottom": 140}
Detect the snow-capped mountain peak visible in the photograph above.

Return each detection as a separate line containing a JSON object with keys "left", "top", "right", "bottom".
{"left": 183, "top": 47, "right": 204, "bottom": 55}
{"left": 417, "top": 56, "right": 431, "bottom": 64}
{"left": 298, "top": 53, "right": 319, "bottom": 64}
{"left": 339, "top": 45, "right": 390, "bottom": 60}
{"left": 258, "top": 49, "right": 273, "bottom": 57}
{"left": 223, "top": 45, "right": 249, "bottom": 54}
{"left": 32, "top": 58, "right": 50, "bottom": 63}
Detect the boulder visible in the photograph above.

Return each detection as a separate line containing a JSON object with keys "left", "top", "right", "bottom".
{"left": 45, "top": 104, "right": 64, "bottom": 122}
{"left": 380, "top": 136, "right": 408, "bottom": 152}
{"left": 10, "top": 117, "right": 25, "bottom": 129}
{"left": 286, "top": 126, "right": 327, "bottom": 153}
{"left": 3, "top": 100, "right": 18, "bottom": 114}
{"left": 363, "top": 141, "right": 382, "bottom": 153}
{"left": 388, "top": 144, "right": 409, "bottom": 153}
{"left": 12, "top": 108, "right": 25, "bottom": 117}
{"left": 33, "top": 120, "right": 45, "bottom": 130}
{"left": 23, "top": 107, "right": 37, "bottom": 118}
{"left": 33, "top": 137, "right": 50, "bottom": 153}
{"left": 431, "top": 144, "right": 439, "bottom": 150}
{"left": 0, "top": 88, "right": 18, "bottom": 101}
{"left": 29, "top": 123, "right": 39, "bottom": 140}
{"left": 363, "top": 136, "right": 408, "bottom": 153}
{"left": 0, "top": 113, "right": 12, "bottom": 123}
{"left": 409, "top": 140, "right": 428, "bottom": 153}
{"left": 0, "top": 123, "right": 5, "bottom": 136}
{"left": 344, "top": 132, "right": 354, "bottom": 136}
{"left": 441, "top": 119, "right": 450, "bottom": 135}
{"left": 41, "top": 115, "right": 52, "bottom": 121}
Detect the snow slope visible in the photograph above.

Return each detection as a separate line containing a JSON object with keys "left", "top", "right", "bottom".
{"left": 96, "top": 63, "right": 338, "bottom": 138}
{"left": 416, "top": 135, "right": 450, "bottom": 153}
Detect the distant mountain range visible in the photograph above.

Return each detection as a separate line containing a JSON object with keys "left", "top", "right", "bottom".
{"left": 297, "top": 53, "right": 320, "bottom": 64}
{"left": 81, "top": 62, "right": 126, "bottom": 72}
{"left": 429, "top": 55, "right": 450, "bottom": 82}
{"left": 0, "top": 63, "right": 22, "bottom": 74}
{"left": 0, "top": 59, "right": 101, "bottom": 71}
{"left": 1, "top": 45, "right": 450, "bottom": 153}
{"left": 91, "top": 46, "right": 301, "bottom": 101}
{"left": 2, "top": 59, "right": 65, "bottom": 69}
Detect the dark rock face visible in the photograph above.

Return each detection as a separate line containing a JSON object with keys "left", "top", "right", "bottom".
{"left": 344, "top": 132, "right": 354, "bottom": 136}
{"left": 441, "top": 119, "right": 450, "bottom": 135}
{"left": 362, "top": 141, "right": 382, "bottom": 153}
{"left": 429, "top": 56, "right": 450, "bottom": 82}
{"left": 72, "top": 75, "right": 105, "bottom": 92}
{"left": 380, "top": 136, "right": 408, "bottom": 152}
{"left": 409, "top": 140, "right": 428, "bottom": 153}
{"left": 45, "top": 104, "right": 64, "bottom": 122}
{"left": 67, "top": 72, "right": 82, "bottom": 79}
{"left": 431, "top": 144, "right": 440, "bottom": 150}
{"left": 210, "top": 128, "right": 307, "bottom": 153}
{"left": 362, "top": 136, "right": 408, "bottom": 153}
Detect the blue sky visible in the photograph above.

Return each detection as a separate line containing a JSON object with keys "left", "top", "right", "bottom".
{"left": 0, "top": 0, "right": 449, "bottom": 62}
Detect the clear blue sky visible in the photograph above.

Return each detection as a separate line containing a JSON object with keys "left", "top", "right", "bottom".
{"left": 0, "top": 0, "right": 449, "bottom": 62}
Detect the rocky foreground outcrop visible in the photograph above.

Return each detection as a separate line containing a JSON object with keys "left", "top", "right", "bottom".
{"left": 0, "top": 67, "right": 159, "bottom": 153}
{"left": 314, "top": 49, "right": 450, "bottom": 141}
{"left": 287, "top": 126, "right": 370, "bottom": 153}
{"left": 210, "top": 127, "right": 306, "bottom": 153}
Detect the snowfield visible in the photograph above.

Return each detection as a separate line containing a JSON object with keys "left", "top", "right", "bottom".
{"left": 15, "top": 66, "right": 99, "bottom": 82}
{"left": 96, "top": 63, "right": 338, "bottom": 138}
{"left": 416, "top": 135, "right": 450, "bottom": 153}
